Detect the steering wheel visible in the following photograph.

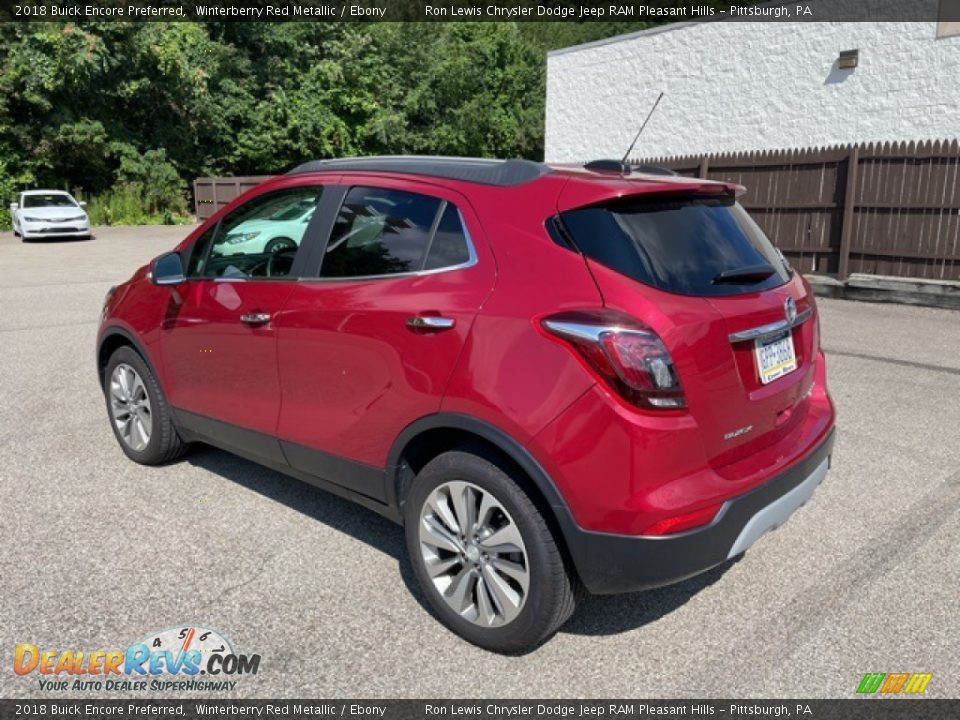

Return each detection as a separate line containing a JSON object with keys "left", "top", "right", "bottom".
{"left": 265, "top": 249, "right": 296, "bottom": 278}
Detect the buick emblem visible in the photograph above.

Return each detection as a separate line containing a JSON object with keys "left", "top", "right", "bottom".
{"left": 784, "top": 297, "right": 797, "bottom": 324}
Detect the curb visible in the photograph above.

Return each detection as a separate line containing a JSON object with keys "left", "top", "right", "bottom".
{"left": 807, "top": 273, "right": 960, "bottom": 311}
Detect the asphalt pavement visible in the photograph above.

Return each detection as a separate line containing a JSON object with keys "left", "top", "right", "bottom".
{"left": 0, "top": 226, "right": 957, "bottom": 699}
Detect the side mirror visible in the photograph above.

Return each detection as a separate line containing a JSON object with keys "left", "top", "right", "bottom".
{"left": 10, "top": 202, "right": 17, "bottom": 211}
{"left": 150, "top": 252, "right": 186, "bottom": 286}
{"left": 78, "top": 201, "right": 87, "bottom": 208}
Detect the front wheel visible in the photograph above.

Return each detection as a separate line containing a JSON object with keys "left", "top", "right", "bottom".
{"left": 404, "top": 449, "right": 577, "bottom": 653}
{"left": 104, "top": 346, "right": 188, "bottom": 465}
{"left": 265, "top": 236, "right": 296, "bottom": 255}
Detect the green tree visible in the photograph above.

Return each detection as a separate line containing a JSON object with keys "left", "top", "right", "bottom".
{"left": 0, "top": 19, "right": 664, "bottom": 230}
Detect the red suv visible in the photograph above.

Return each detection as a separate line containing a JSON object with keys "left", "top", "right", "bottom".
{"left": 98, "top": 157, "right": 835, "bottom": 652}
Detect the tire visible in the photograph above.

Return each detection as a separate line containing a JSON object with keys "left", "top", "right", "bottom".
{"left": 103, "top": 346, "right": 188, "bottom": 465}
{"left": 404, "top": 449, "right": 577, "bottom": 653}
{"left": 265, "top": 237, "right": 296, "bottom": 254}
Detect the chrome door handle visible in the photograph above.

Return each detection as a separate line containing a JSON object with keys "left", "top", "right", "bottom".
{"left": 406, "top": 315, "right": 456, "bottom": 331}
{"left": 240, "top": 312, "right": 271, "bottom": 325}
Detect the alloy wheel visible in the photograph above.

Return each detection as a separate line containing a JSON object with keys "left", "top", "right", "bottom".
{"left": 418, "top": 480, "right": 530, "bottom": 627}
{"left": 109, "top": 363, "right": 152, "bottom": 452}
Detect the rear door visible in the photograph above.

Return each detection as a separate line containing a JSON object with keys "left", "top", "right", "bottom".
{"left": 557, "top": 191, "right": 818, "bottom": 466}
{"left": 275, "top": 178, "right": 495, "bottom": 499}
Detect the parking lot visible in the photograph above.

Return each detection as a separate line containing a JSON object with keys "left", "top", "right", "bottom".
{"left": 1, "top": 225, "right": 958, "bottom": 699}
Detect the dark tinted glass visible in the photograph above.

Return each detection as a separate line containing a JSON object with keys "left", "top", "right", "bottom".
{"left": 423, "top": 205, "right": 471, "bottom": 270}
{"left": 23, "top": 194, "right": 77, "bottom": 208}
{"left": 320, "top": 187, "right": 442, "bottom": 278}
{"left": 185, "top": 226, "right": 217, "bottom": 278}
{"left": 559, "top": 197, "right": 790, "bottom": 296}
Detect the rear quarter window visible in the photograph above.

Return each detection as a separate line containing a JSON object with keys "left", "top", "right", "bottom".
{"left": 557, "top": 197, "right": 791, "bottom": 297}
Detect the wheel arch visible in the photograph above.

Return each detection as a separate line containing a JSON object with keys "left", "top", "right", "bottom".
{"left": 96, "top": 327, "right": 159, "bottom": 391}
{"left": 386, "top": 414, "right": 578, "bottom": 568}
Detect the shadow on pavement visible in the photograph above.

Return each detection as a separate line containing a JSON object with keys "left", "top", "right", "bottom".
{"left": 185, "top": 444, "right": 430, "bottom": 610}
{"left": 20, "top": 234, "right": 94, "bottom": 243}
{"left": 186, "top": 443, "right": 732, "bottom": 648}
{"left": 562, "top": 558, "right": 736, "bottom": 637}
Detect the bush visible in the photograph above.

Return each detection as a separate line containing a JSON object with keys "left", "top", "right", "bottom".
{"left": 112, "top": 145, "right": 190, "bottom": 217}
{"left": 0, "top": 160, "right": 35, "bottom": 231}
{"left": 80, "top": 184, "right": 192, "bottom": 227}
{"left": 72, "top": 147, "right": 191, "bottom": 226}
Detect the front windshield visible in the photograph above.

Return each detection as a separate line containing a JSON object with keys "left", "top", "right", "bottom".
{"left": 22, "top": 194, "right": 78, "bottom": 209}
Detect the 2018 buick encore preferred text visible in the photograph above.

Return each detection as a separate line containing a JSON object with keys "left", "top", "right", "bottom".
{"left": 97, "top": 156, "right": 835, "bottom": 653}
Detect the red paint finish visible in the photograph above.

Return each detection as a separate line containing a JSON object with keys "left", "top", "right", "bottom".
{"left": 274, "top": 176, "right": 495, "bottom": 467}
{"left": 99, "top": 161, "right": 835, "bottom": 543}
{"left": 160, "top": 279, "right": 295, "bottom": 435}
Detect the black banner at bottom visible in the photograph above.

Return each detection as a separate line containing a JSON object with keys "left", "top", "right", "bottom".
{"left": 0, "top": 700, "right": 957, "bottom": 720}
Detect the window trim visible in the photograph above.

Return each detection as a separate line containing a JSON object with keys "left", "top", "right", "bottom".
{"left": 305, "top": 187, "right": 478, "bottom": 283}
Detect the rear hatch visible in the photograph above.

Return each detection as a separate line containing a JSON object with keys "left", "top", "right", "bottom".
{"left": 554, "top": 183, "right": 819, "bottom": 469}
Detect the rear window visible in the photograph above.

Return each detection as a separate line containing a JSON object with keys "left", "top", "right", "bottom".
{"left": 556, "top": 197, "right": 791, "bottom": 297}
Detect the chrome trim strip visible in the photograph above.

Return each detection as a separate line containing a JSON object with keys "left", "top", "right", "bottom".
{"left": 728, "top": 307, "right": 813, "bottom": 344}
{"left": 541, "top": 320, "right": 655, "bottom": 343}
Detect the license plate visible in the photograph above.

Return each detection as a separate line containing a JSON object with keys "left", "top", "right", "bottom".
{"left": 754, "top": 331, "right": 797, "bottom": 384}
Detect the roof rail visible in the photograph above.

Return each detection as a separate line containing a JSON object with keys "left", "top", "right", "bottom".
{"left": 287, "top": 155, "right": 551, "bottom": 187}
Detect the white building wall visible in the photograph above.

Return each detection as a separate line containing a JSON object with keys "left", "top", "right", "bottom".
{"left": 545, "top": 21, "right": 960, "bottom": 163}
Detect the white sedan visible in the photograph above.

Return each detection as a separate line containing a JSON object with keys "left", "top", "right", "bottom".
{"left": 10, "top": 190, "right": 91, "bottom": 241}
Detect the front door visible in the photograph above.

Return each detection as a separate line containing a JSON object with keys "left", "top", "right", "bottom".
{"left": 275, "top": 180, "right": 495, "bottom": 498}
{"left": 160, "top": 184, "right": 328, "bottom": 440}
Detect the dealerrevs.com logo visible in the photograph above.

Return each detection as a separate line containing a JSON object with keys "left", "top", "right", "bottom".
{"left": 14, "top": 625, "right": 261, "bottom": 692}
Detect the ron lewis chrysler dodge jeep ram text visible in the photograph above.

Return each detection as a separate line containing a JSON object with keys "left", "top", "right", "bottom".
{"left": 97, "top": 156, "right": 835, "bottom": 653}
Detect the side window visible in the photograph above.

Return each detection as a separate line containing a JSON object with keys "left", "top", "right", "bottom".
{"left": 320, "top": 187, "right": 471, "bottom": 279}
{"left": 423, "top": 204, "right": 472, "bottom": 271}
{"left": 202, "top": 186, "right": 323, "bottom": 279}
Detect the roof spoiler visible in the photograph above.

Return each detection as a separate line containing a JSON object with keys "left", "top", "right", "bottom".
{"left": 583, "top": 159, "right": 678, "bottom": 177}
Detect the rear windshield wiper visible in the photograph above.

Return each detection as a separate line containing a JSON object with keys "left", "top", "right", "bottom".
{"left": 712, "top": 264, "right": 776, "bottom": 284}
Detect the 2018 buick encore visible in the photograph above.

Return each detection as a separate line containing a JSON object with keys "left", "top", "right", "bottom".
{"left": 97, "top": 156, "right": 835, "bottom": 652}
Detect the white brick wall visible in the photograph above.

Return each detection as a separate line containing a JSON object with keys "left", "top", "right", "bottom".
{"left": 545, "top": 21, "right": 960, "bottom": 163}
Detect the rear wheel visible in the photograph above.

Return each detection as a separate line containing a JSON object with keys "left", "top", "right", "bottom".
{"left": 404, "top": 449, "right": 577, "bottom": 653}
{"left": 104, "top": 346, "right": 187, "bottom": 465}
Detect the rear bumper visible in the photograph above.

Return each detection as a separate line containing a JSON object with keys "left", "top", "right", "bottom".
{"left": 557, "top": 426, "right": 835, "bottom": 594}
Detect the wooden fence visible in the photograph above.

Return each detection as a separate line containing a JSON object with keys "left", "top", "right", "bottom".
{"left": 193, "top": 176, "right": 272, "bottom": 221}
{"left": 636, "top": 140, "right": 960, "bottom": 281}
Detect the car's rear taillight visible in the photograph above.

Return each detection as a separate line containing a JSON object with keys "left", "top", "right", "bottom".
{"left": 541, "top": 310, "right": 685, "bottom": 410}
